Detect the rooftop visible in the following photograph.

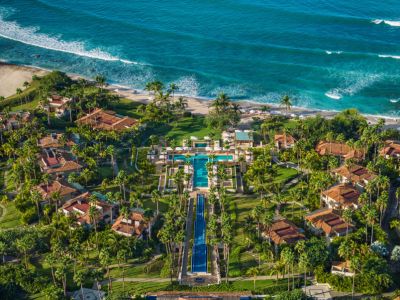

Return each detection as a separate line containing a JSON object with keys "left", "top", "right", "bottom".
{"left": 235, "top": 131, "right": 252, "bottom": 141}
{"left": 333, "top": 164, "right": 376, "bottom": 186}
{"left": 265, "top": 219, "right": 305, "bottom": 245}
{"left": 76, "top": 108, "right": 138, "bottom": 131}
{"left": 322, "top": 184, "right": 360, "bottom": 208}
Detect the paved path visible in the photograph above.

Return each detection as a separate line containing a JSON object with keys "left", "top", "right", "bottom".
{"left": 180, "top": 197, "right": 194, "bottom": 279}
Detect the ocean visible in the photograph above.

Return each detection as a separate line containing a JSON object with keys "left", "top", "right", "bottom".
{"left": 0, "top": 0, "right": 399, "bottom": 116}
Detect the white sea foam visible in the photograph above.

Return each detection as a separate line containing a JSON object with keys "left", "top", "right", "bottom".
{"left": 173, "top": 76, "right": 200, "bottom": 97}
{"left": 0, "top": 13, "right": 137, "bottom": 64}
{"left": 390, "top": 98, "right": 399, "bottom": 103}
{"left": 325, "top": 90, "right": 342, "bottom": 100}
{"left": 326, "top": 73, "right": 380, "bottom": 100}
{"left": 378, "top": 54, "right": 400, "bottom": 60}
{"left": 325, "top": 50, "right": 342, "bottom": 55}
{"left": 372, "top": 19, "right": 400, "bottom": 27}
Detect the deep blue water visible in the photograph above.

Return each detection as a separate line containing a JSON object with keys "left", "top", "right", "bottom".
{"left": 192, "top": 194, "right": 207, "bottom": 273}
{"left": 0, "top": 0, "right": 400, "bottom": 116}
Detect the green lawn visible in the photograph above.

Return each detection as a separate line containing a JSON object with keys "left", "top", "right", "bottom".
{"left": 112, "top": 98, "right": 143, "bottom": 119}
{"left": 0, "top": 202, "right": 22, "bottom": 229}
{"left": 165, "top": 115, "right": 221, "bottom": 143}
{"left": 274, "top": 167, "right": 298, "bottom": 184}
{"left": 10, "top": 98, "right": 40, "bottom": 112}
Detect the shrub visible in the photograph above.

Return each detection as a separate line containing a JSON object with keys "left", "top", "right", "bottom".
{"left": 275, "top": 289, "right": 309, "bottom": 300}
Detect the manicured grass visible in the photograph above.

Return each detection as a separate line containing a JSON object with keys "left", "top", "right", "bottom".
{"left": 165, "top": 115, "right": 221, "bottom": 143}
{"left": 10, "top": 98, "right": 40, "bottom": 112}
{"left": 112, "top": 98, "right": 143, "bottom": 119}
{"left": 274, "top": 166, "right": 298, "bottom": 184}
{"left": 109, "top": 260, "right": 163, "bottom": 278}
{"left": 106, "top": 281, "right": 170, "bottom": 295}
{"left": 0, "top": 202, "right": 22, "bottom": 229}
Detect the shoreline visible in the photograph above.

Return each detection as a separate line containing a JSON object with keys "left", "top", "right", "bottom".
{"left": 1, "top": 62, "right": 399, "bottom": 128}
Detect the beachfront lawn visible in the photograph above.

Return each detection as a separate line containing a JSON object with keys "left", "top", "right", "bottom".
{"left": 0, "top": 201, "right": 22, "bottom": 229}
{"left": 112, "top": 97, "right": 144, "bottom": 119}
{"left": 10, "top": 98, "right": 40, "bottom": 112}
{"left": 165, "top": 115, "right": 221, "bottom": 143}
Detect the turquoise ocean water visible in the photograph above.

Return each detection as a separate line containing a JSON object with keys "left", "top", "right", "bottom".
{"left": 0, "top": 0, "right": 399, "bottom": 116}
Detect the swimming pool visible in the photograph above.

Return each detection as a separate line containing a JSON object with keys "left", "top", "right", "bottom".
{"left": 194, "top": 143, "right": 208, "bottom": 148}
{"left": 192, "top": 194, "right": 207, "bottom": 273}
{"left": 169, "top": 154, "right": 233, "bottom": 188}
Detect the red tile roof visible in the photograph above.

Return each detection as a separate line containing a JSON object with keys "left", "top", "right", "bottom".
{"left": 322, "top": 184, "right": 360, "bottom": 208}
{"left": 333, "top": 164, "right": 376, "bottom": 187}
{"left": 380, "top": 140, "right": 400, "bottom": 158}
{"left": 76, "top": 108, "right": 138, "bottom": 131}
{"left": 264, "top": 219, "right": 305, "bottom": 245}
{"left": 316, "top": 141, "right": 364, "bottom": 160}
{"left": 305, "top": 208, "right": 353, "bottom": 237}
{"left": 112, "top": 211, "right": 148, "bottom": 237}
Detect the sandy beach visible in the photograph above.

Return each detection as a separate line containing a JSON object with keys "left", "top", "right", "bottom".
{"left": 1, "top": 63, "right": 399, "bottom": 129}
{"left": 0, "top": 62, "right": 48, "bottom": 98}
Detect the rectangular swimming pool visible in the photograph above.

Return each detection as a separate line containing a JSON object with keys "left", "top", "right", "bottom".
{"left": 169, "top": 154, "right": 233, "bottom": 188}
{"left": 192, "top": 193, "right": 207, "bottom": 273}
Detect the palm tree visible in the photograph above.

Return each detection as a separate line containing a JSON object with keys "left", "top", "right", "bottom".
{"left": 342, "top": 209, "right": 353, "bottom": 238}
{"left": 366, "top": 206, "right": 378, "bottom": 244}
{"left": 281, "top": 247, "right": 295, "bottom": 291}
{"left": 73, "top": 269, "right": 87, "bottom": 300}
{"left": 16, "top": 88, "right": 23, "bottom": 106}
{"left": 95, "top": 75, "right": 106, "bottom": 92}
{"left": 246, "top": 267, "right": 260, "bottom": 290}
{"left": 280, "top": 95, "right": 292, "bottom": 113}
{"left": 151, "top": 190, "right": 161, "bottom": 215}
{"left": 169, "top": 83, "right": 178, "bottom": 99}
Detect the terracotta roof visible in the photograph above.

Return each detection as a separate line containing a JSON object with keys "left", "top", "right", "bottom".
{"left": 380, "top": 140, "right": 400, "bottom": 158}
{"left": 38, "top": 133, "right": 75, "bottom": 148}
{"left": 36, "top": 180, "right": 77, "bottom": 199}
{"left": 333, "top": 164, "right": 376, "bottom": 187}
{"left": 76, "top": 108, "right": 138, "bottom": 131}
{"left": 305, "top": 208, "right": 353, "bottom": 236}
{"left": 274, "top": 134, "right": 295, "bottom": 146}
{"left": 322, "top": 184, "right": 360, "bottom": 208}
{"left": 316, "top": 141, "right": 364, "bottom": 160}
{"left": 45, "top": 160, "right": 82, "bottom": 174}
{"left": 332, "top": 261, "right": 352, "bottom": 273}
{"left": 265, "top": 219, "right": 305, "bottom": 245}
{"left": 61, "top": 192, "right": 113, "bottom": 226}
{"left": 112, "top": 211, "right": 148, "bottom": 237}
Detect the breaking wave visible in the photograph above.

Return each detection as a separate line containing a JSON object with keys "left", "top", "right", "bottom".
{"left": 0, "top": 13, "right": 137, "bottom": 64}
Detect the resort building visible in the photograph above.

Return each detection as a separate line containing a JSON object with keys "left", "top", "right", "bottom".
{"left": 332, "top": 164, "right": 376, "bottom": 191}
{"left": 39, "top": 148, "right": 83, "bottom": 177}
{"left": 111, "top": 210, "right": 149, "bottom": 238}
{"left": 38, "top": 133, "right": 75, "bottom": 149}
{"left": 222, "top": 130, "right": 254, "bottom": 149}
{"left": 76, "top": 108, "right": 138, "bottom": 131}
{"left": 35, "top": 180, "right": 78, "bottom": 203}
{"left": 0, "top": 111, "right": 31, "bottom": 131}
{"left": 321, "top": 184, "right": 360, "bottom": 210}
{"left": 274, "top": 133, "right": 295, "bottom": 151}
{"left": 305, "top": 208, "right": 353, "bottom": 240}
{"left": 315, "top": 141, "right": 364, "bottom": 161}
{"left": 331, "top": 261, "right": 355, "bottom": 277}
{"left": 61, "top": 192, "right": 115, "bottom": 227}
{"left": 46, "top": 94, "right": 71, "bottom": 118}
{"left": 380, "top": 140, "right": 400, "bottom": 160}
{"left": 263, "top": 219, "right": 305, "bottom": 246}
